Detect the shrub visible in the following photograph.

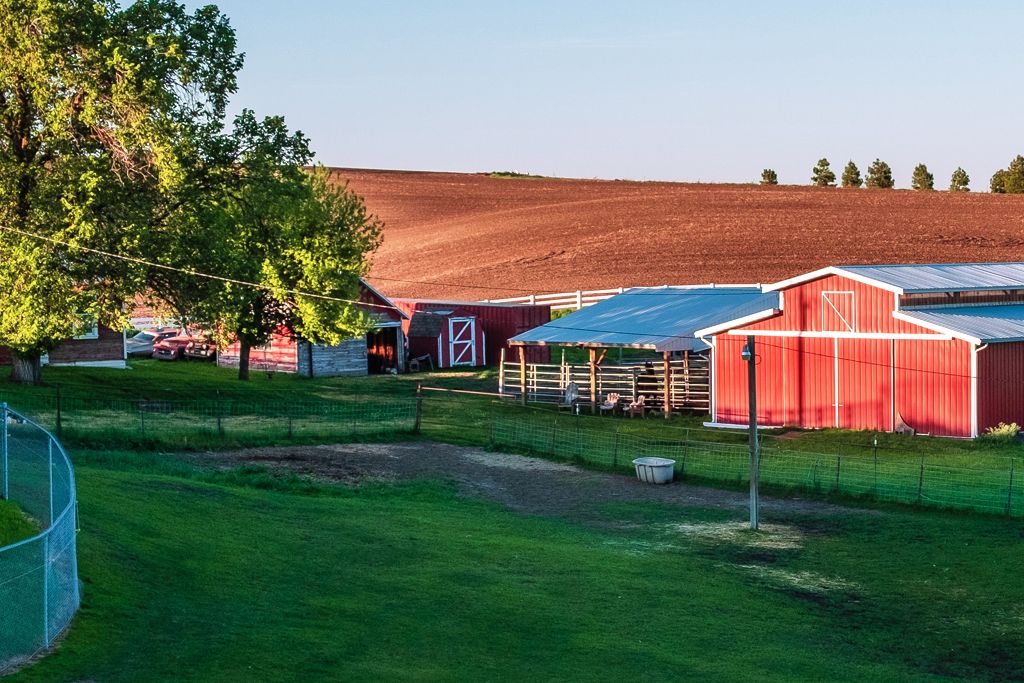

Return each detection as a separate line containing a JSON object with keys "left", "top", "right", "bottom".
{"left": 982, "top": 422, "right": 1020, "bottom": 443}
{"left": 760, "top": 168, "right": 778, "bottom": 185}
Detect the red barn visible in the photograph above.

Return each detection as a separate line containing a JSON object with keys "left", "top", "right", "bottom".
{"left": 700, "top": 264, "right": 1024, "bottom": 438}
{"left": 393, "top": 299, "right": 550, "bottom": 367}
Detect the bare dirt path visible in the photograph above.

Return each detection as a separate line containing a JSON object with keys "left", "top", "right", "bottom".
{"left": 190, "top": 441, "right": 873, "bottom": 522}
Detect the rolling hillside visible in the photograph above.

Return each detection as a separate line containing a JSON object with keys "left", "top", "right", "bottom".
{"left": 331, "top": 168, "right": 1024, "bottom": 300}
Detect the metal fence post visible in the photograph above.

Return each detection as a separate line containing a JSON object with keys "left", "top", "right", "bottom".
{"left": 55, "top": 386, "right": 63, "bottom": 438}
{"left": 835, "top": 455, "right": 842, "bottom": 493}
{"left": 48, "top": 439, "right": 54, "bottom": 526}
{"left": 1007, "top": 459, "right": 1016, "bottom": 517}
{"left": 413, "top": 385, "right": 423, "bottom": 434}
{"left": 43, "top": 533, "right": 50, "bottom": 649}
{"left": 1, "top": 402, "right": 7, "bottom": 500}
{"left": 917, "top": 457, "right": 925, "bottom": 505}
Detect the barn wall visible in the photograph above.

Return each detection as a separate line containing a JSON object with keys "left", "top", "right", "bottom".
{"left": 0, "top": 324, "right": 125, "bottom": 368}
{"left": 394, "top": 300, "right": 550, "bottom": 365}
{"left": 218, "top": 333, "right": 299, "bottom": 373}
{"left": 977, "top": 342, "right": 1024, "bottom": 432}
{"left": 712, "top": 274, "right": 974, "bottom": 437}
{"left": 300, "top": 338, "right": 368, "bottom": 377}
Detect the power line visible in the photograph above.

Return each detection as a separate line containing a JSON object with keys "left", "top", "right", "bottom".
{"left": 0, "top": 224, "right": 402, "bottom": 312}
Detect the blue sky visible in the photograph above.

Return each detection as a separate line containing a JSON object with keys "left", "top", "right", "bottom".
{"left": 197, "top": 1, "right": 1024, "bottom": 186}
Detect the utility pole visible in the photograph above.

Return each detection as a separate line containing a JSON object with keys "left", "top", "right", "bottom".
{"left": 743, "top": 336, "right": 759, "bottom": 530}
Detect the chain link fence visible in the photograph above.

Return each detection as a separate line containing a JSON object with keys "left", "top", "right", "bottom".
{"left": 0, "top": 404, "right": 80, "bottom": 674}
{"left": 491, "top": 416, "right": 1024, "bottom": 517}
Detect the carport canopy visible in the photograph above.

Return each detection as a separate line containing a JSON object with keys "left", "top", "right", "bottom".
{"left": 508, "top": 286, "right": 780, "bottom": 352}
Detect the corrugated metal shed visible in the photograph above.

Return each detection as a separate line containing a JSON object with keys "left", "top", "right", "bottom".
{"left": 841, "top": 263, "right": 1024, "bottom": 293}
{"left": 509, "top": 287, "right": 779, "bottom": 352}
{"left": 897, "top": 304, "right": 1024, "bottom": 343}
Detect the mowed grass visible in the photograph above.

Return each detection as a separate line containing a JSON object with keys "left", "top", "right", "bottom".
{"left": 0, "top": 501, "right": 36, "bottom": 546}
{"left": 7, "top": 454, "right": 1024, "bottom": 682}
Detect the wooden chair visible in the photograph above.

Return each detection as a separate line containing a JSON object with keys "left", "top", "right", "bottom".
{"left": 599, "top": 392, "right": 621, "bottom": 416}
{"left": 558, "top": 382, "right": 581, "bottom": 412}
{"left": 627, "top": 394, "right": 647, "bottom": 419}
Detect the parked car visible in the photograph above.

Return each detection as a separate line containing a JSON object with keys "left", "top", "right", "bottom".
{"left": 152, "top": 333, "right": 196, "bottom": 361}
{"left": 127, "top": 327, "right": 179, "bottom": 357}
{"left": 183, "top": 337, "right": 216, "bottom": 361}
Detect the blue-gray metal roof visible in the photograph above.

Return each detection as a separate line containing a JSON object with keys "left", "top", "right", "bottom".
{"left": 899, "top": 304, "right": 1024, "bottom": 343}
{"left": 840, "top": 263, "right": 1024, "bottom": 294}
{"left": 509, "top": 287, "right": 779, "bottom": 352}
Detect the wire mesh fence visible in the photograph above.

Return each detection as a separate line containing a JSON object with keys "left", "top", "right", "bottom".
{"left": 4, "top": 395, "right": 420, "bottom": 448}
{"left": 491, "top": 416, "right": 1024, "bottom": 517}
{"left": 0, "top": 404, "right": 80, "bottom": 674}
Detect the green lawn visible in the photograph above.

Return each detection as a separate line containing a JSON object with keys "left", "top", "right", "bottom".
{"left": 6, "top": 452, "right": 1024, "bottom": 682}
{"left": 0, "top": 501, "right": 36, "bottom": 547}
{"left": 0, "top": 361, "right": 1020, "bottom": 517}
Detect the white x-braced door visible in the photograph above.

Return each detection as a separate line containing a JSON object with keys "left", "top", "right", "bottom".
{"left": 448, "top": 317, "right": 476, "bottom": 366}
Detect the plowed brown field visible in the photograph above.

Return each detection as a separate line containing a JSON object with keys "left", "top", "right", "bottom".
{"left": 332, "top": 168, "right": 1024, "bottom": 299}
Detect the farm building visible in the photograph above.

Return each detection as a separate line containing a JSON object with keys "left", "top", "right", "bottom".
{"left": 393, "top": 299, "right": 551, "bottom": 368}
{"left": 217, "top": 280, "right": 408, "bottom": 377}
{"left": 700, "top": 263, "right": 1024, "bottom": 438}
{"left": 507, "top": 286, "right": 776, "bottom": 414}
{"left": 0, "top": 322, "right": 126, "bottom": 369}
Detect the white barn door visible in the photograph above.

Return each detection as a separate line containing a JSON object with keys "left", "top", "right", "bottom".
{"left": 448, "top": 317, "right": 477, "bottom": 366}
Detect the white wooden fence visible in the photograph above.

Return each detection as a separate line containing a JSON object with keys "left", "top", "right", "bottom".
{"left": 499, "top": 356, "right": 710, "bottom": 412}
{"left": 483, "top": 284, "right": 759, "bottom": 311}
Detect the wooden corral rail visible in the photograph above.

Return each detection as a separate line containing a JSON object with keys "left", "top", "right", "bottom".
{"left": 498, "top": 356, "right": 710, "bottom": 413}
{"left": 484, "top": 283, "right": 760, "bottom": 311}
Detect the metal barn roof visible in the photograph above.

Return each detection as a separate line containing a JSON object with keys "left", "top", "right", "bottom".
{"left": 897, "top": 304, "right": 1024, "bottom": 344}
{"left": 841, "top": 263, "right": 1024, "bottom": 293}
{"left": 509, "top": 287, "right": 779, "bottom": 352}
{"left": 765, "top": 262, "right": 1024, "bottom": 294}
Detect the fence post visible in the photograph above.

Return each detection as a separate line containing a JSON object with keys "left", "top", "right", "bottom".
{"left": 612, "top": 428, "right": 620, "bottom": 468}
{"left": 286, "top": 405, "right": 294, "bottom": 440}
{"left": 835, "top": 455, "right": 841, "bottom": 493}
{"left": 42, "top": 533, "right": 50, "bottom": 649}
{"left": 1007, "top": 459, "right": 1016, "bottom": 517}
{"left": 216, "top": 393, "right": 225, "bottom": 437}
{"left": 575, "top": 290, "right": 583, "bottom": 310}
{"left": 1, "top": 402, "right": 7, "bottom": 500}
{"left": 48, "top": 439, "right": 54, "bottom": 525}
{"left": 917, "top": 457, "right": 925, "bottom": 505}
{"left": 414, "top": 384, "right": 423, "bottom": 434}
{"left": 139, "top": 405, "right": 146, "bottom": 439}
{"left": 55, "top": 385, "right": 63, "bottom": 438}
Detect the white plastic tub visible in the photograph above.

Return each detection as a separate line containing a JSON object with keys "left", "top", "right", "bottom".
{"left": 632, "top": 457, "right": 676, "bottom": 484}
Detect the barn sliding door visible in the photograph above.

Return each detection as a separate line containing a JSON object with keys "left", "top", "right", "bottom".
{"left": 448, "top": 318, "right": 476, "bottom": 366}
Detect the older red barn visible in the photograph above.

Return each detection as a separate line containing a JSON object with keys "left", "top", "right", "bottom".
{"left": 700, "top": 264, "right": 1024, "bottom": 438}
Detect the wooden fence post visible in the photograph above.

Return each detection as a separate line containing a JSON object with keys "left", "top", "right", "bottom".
{"left": 917, "top": 457, "right": 925, "bottom": 504}
{"left": 519, "top": 347, "right": 527, "bottom": 407}
{"left": 498, "top": 348, "right": 506, "bottom": 395}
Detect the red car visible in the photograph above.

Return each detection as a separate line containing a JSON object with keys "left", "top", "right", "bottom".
{"left": 152, "top": 333, "right": 194, "bottom": 361}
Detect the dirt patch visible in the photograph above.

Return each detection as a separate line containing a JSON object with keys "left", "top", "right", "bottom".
{"left": 189, "top": 441, "right": 874, "bottom": 522}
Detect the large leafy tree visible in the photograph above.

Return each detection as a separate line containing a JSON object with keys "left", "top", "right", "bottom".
{"left": 0, "top": 0, "right": 241, "bottom": 382}
{"left": 810, "top": 158, "right": 836, "bottom": 187}
{"left": 156, "top": 112, "right": 383, "bottom": 380}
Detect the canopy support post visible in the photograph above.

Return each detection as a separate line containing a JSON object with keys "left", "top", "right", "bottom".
{"left": 663, "top": 351, "right": 672, "bottom": 419}
{"left": 588, "top": 348, "right": 597, "bottom": 414}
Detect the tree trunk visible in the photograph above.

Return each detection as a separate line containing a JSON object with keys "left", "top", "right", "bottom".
{"left": 11, "top": 350, "right": 42, "bottom": 385}
{"left": 238, "top": 340, "right": 251, "bottom": 381}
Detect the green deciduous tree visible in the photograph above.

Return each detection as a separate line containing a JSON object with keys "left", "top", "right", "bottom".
{"left": 841, "top": 161, "right": 862, "bottom": 188}
{"left": 155, "top": 112, "right": 383, "bottom": 381}
{"left": 949, "top": 167, "right": 970, "bottom": 192}
{"left": 760, "top": 168, "right": 778, "bottom": 185}
{"left": 811, "top": 158, "right": 836, "bottom": 187}
{"left": 911, "top": 163, "right": 934, "bottom": 191}
{"left": 865, "top": 159, "right": 895, "bottom": 189}
{"left": 0, "top": 0, "right": 242, "bottom": 383}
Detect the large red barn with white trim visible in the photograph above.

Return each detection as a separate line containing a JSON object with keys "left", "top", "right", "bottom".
{"left": 699, "top": 263, "right": 1024, "bottom": 438}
